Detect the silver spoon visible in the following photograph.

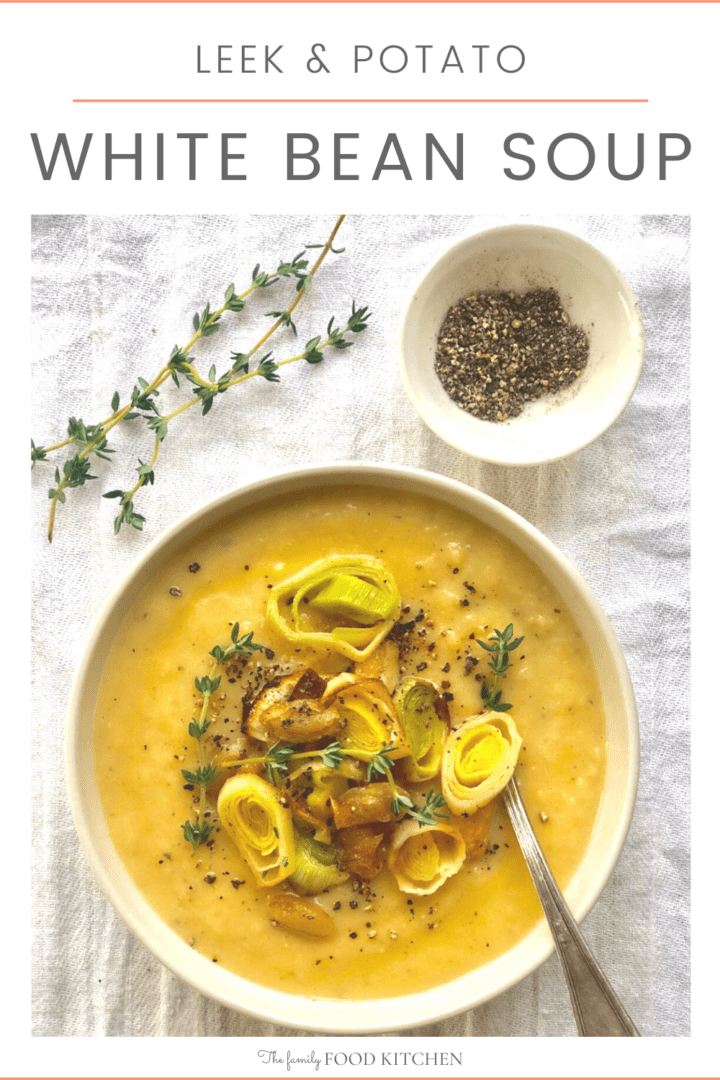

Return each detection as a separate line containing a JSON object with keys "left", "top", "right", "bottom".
{"left": 502, "top": 777, "right": 641, "bottom": 1036}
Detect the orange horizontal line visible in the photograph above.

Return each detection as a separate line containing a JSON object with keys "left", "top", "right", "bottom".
{"left": 9, "top": 1, "right": 720, "bottom": 4}
{"left": 74, "top": 98, "right": 649, "bottom": 104}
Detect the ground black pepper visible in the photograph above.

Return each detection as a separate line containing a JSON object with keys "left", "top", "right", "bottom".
{"left": 434, "top": 288, "right": 589, "bottom": 422}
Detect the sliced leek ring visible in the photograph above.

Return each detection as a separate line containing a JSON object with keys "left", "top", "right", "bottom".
{"left": 387, "top": 818, "right": 466, "bottom": 895}
{"left": 326, "top": 675, "right": 410, "bottom": 760}
{"left": 442, "top": 711, "right": 522, "bottom": 813}
{"left": 217, "top": 773, "right": 295, "bottom": 887}
{"left": 267, "top": 554, "right": 401, "bottom": 661}
{"left": 289, "top": 831, "right": 349, "bottom": 895}
{"left": 396, "top": 677, "right": 449, "bottom": 782}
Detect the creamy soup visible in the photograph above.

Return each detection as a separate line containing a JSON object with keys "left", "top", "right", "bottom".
{"left": 94, "top": 486, "right": 605, "bottom": 999}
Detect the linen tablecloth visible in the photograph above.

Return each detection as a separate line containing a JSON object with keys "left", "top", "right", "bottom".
{"left": 30, "top": 213, "right": 690, "bottom": 1037}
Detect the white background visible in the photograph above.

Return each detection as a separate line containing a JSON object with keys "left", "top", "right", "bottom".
{"left": 5, "top": 0, "right": 717, "bottom": 1074}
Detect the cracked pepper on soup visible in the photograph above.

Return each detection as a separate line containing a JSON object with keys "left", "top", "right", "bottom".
{"left": 94, "top": 486, "right": 605, "bottom": 999}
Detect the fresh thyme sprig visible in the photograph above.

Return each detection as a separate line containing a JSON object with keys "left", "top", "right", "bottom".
{"left": 33, "top": 215, "right": 369, "bottom": 541}
{"left": 299, "top": 741, "right": 396, "bottom": 783}
{"left": 182, "top": 624, "right": 264, "bottom": 853}
{"left": 343, "top": 745, "right": 449, "bottom": 825}
{"left": 262, "top": 742, "right": 299, "bottom": 787}
{"left": 477, "top": 623, "right": 524, "bottom": 712}
{"left": 102, "top": 299, "right": 370, "bottom": 533}
{"left": 231, "top": 739, "right": 393, "bottom": 785}
{"left": 390, "top": 788, "right": 449, "bottom": 827}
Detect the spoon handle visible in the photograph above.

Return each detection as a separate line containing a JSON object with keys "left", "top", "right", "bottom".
{"left": 502, "top": 778, "right": 641, "bottom": 1037}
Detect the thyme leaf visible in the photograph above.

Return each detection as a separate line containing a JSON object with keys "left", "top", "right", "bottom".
{"left": 391, "top": 788, "right": 449, "bottom": 827}
{"left": 265, "top": 309, "right": 297, "bottom": 335}
{"left": 317, "top": 742, "right": 344, "bottom": 770}
{"left": 263, "top": 742, "right": 300, "bottom": 787}
{"left": 181, "top": 763, "right": 224, "bottom": 788}
{"left": 407, "top": 788, "right": 449, "bottom": 827}
{"left": 30, "top": 440, "right": 47, "bottom": 467}
{"left": 390, "top": 792, "right": 415, "bottom": 815}
{"left": 366, "top": 746, "right": 395, "bottom": 782}
{"left": 478, "top": 624, "right": 524, "bottom": 712}
{"left": 182, "top": 819, "right": 214, "bottom": 853}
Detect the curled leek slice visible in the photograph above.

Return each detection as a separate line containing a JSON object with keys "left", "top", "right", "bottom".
{"left": 217, "top": 773, "right": 295, "bottom": 887}
{"left": 325, "top": 675, "right": 410, "bottom": 760}
{"left": 442, "top": 711, "right": 522, "bottom": 814}
{"left": 289, "top": 832, "right": 349, "bottom": 895}
{"left": 267, "top": 555, "right": 401, "bottom": 661}
{"left": 396, "top": 677, "right": 450, "bottom": 782}
{"left": 388, "top": 818, "right": 466, "bottom": 896}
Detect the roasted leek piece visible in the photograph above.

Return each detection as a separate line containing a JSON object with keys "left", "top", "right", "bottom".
{"left": 337, "top": 824, "right": 388, "bottom": 879}
{"left": 289, "top": 831, "right": 349, "bottom": 895}
{"left": 442, "top": 711, "right": 522, "bottom": 813}
{"left": 396, "top": 677, "right": 449, "bottom": 782}
{"left": 387, "top": 818, "right": 466, "bottom": 895}
{"left": 217, "top": 773, "right": 295, "bottom": 886}
{"left": 332, "top": 782, "right": 401, "bottom": 828}
{"left": 353, "top": 638, "right": 400, "bottom": 694}
{"left": 449, "top": 801, "right": 496, "bottom": 859}
{"left": 267, "top": 894, "right": 335, "bottom": 938}
{"left": 325, "top": 674, "right": 410, "bottom": 760}
{"left": 267, "top": 555, "right": 401, "bottom": 661}
{"left": 247, "top": 670, "right": 340, "bottom": 743}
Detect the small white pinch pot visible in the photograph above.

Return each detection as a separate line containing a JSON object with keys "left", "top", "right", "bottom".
{"left": 398, "top": 224, "right": 644, "bottom": 466}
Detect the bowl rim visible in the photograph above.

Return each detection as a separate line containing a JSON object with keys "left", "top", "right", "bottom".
{"left": 65, "top": 460, "right": 639, "bottom": 1034}
{"left": 397, "top": 222, "right": 646, "bottom": 466}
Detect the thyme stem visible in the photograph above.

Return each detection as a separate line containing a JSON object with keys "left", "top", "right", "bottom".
{"left": 248, "top": 214, "right": 345, "bottom": 359}
{"left": 192, "top": 659, "right": 219, "bottom": 828}
{"left": 477, "top": 624, "right": 524, "bottom": 712}
{"left": 182, "top": 625, "right": 264, "bottom": 853}
{"left": 160, "top": 321, "right": 355, "bottom": 426}
{"left": 44, "top": 327, "right": 209, "bottom": 539}
{"left": 41, "top": 286, "right": 258, "bottom": 458}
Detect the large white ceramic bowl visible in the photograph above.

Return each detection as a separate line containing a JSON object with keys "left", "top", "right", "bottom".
{"left": 398, "top": 225, "right": 644, "bottom": 465}
{"left": 66, "top": 462, "right": 639, "bottom": 1033}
